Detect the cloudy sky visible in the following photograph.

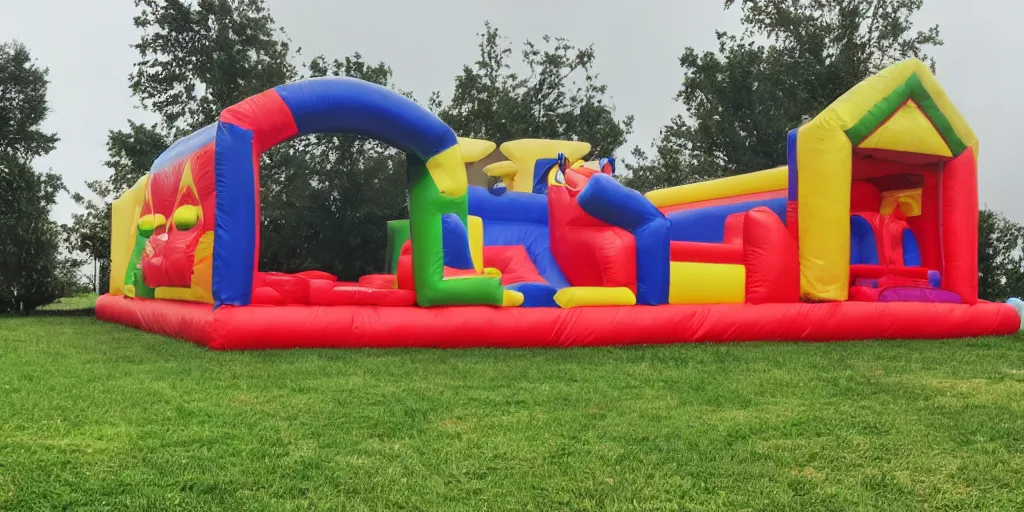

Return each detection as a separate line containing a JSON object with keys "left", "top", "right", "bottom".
{"left": 2, "top": 0, "right": 1023, "bottom": 223}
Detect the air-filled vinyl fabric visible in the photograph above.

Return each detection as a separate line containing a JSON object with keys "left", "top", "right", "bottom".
{"left": 531, "top": 158, "right": 559, "bottom": 194}
{"left": 385, "top": 220, "right": 411, "bottom": 274}
{"left": 909, "top": 171, "right": 941, "bottom": 269}
{"left": 407, "top": 154, "right": 503, "bottom": 307}
{"left": 212, "top": 122, "right": 258, "bottom": 307}
{"left": 550, "top": 221, "right": 636, "bottom": 292}
{"left": 468, "top": 186, "right": 548, "bottom": 224}
{"left": 723, "top": 213, "right": 746, "bottom": 245}
{"left": 880, "top": 188, "right": 923, "bottom": 216}
{"left": 667, "top": 198, "right": 786, "bottom": 243}
{"left": 851, "top": 181, "right": 883, "bottom": 212}
{"left": 786, "top": 201, "right": 799, "bottom": 240}
{"left": 669, "top": 262, "right": 745, "bottom": 304}
{"left": 506, "top": 282, "right": 559, "bottom": 308}
{"left": 273, "top": 77, "right": 456, "bottom": 160}
{"left": 796, "top": 123, "right": 853, "bottom": 301}
{"left": 941, "top": 147, "right": 979, "bottom": 303}
{"left": 553, "top": 287, "right": 636, "bottom": 308}
{"left": 468, "top": 186, "right": 569, "bottom": 289}
{"left": 787, "top": 129, "right": 798, "bottom": 200}
{"left": 96, "top": 294, "right": 1020, "bottom": 349}
{"left": 850, "top": 215, "right": 880, "bottom": 265}
{"left": 109, "top": 175, "right": 150, "bottom": 295}
{"left": 483, "top": 246, "right": 546, "bottom": 285}
{"left": 481, "top": 221, "right": 569, "bottom": 289}
{"left": 856, "top": 100, "right": 953, "bottom": 157}
{"left": 645, "top": 166, "right": 787, "bottom": 208}
{"left": 743, "top": 207, "right": 800, "bottom": 304}
{"left": 441, "top": 213, "right": 475, "bottom": 270}
{"left": 548, "top": 183, "right": 637, "bottom": 293}
{"left": 150, "top": 123, "right": 217, "bottom": 173}
{"left": 576, "top": 174, "right": 670, "bottom": 305}
{"left": 632, "top": 219, "right": 670, "bottom": 305}
{"left": 670, "top": 241, "right": 744, "bottom": 264}
{"left": 902, "top": 229, "right": 922, "bottom": 266}
{"left": 498, "top": 139, "right": 591, "bottom": 193}
{"left": 659, "top": 191, "right": 785, "bottom": 214}
{"left": 97, "top": 295, "right": 216, "bottom": 346}
{"left": 577, "top": 174, "right": 664, "bottom": 231}
{"left": 308, "top": 280, "right": 416, "bottom": 306}
{"left": 219, "top": 89, "right": 299, "bottom": 152}
{"left": 468, "top": 215, "right": 484, "bottom": 272}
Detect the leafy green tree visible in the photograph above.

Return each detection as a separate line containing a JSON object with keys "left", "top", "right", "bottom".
{"left": 67, "top": 180, "right": 114, "bottom": 294}
{"left": 626, "top": 0, "right": 942, "bottom": 191}
{"left": 0, "top": 41, "right": 81, "bottom": 313}
{"left": 978, "top": 208, "right": 1024, "bottom": 301}
{"left": 435, "top": 23, "right": 634, "bottom": 158}
{"left": 67, "top": 122, "right": 169, "bottom": 294}
{"left": 131, "top": 0, "right": 296, "bottom": 136}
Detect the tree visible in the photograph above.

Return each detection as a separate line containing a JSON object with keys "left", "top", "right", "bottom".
{"left": 130, "top": 0, "right": 296, "bottom": 136}
{"left": 67, "top": 180, "right": 114, "bottom": 294}
{"left": 978, "top": 208, "right": 1024, "bottom": 301}
{"left": 0, "top": 42, "right": 80, "bottom": 313}
{"left": 626, "top": 0, "right": 942, "bottom": 191}
{"left": 66, "top": 122, "right": 168, "bottom": 294}
{"left": 435, "top": 23, "right": 634, "bottom": 159}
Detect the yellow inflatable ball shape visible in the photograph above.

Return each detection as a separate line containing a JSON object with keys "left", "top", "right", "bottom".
{"left": 137, "top": 214, "right": 167, "bottom": 237}
{"left": 172, "top": 205, "right": 201, "bottom": 230}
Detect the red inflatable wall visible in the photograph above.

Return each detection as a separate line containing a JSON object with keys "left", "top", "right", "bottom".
{"left": 96, "top": 294, "right": 1020, "bottom": 350}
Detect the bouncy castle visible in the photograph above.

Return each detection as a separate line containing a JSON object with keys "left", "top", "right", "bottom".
{"left": 96, "top": 58, "right": 1022, "bottom": 349}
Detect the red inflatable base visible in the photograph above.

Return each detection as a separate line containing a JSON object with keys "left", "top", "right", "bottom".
{"left": 95, "top": 294, "right": 1021, "bottom": 350}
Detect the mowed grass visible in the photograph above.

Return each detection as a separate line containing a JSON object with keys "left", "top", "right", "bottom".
{"left": 35, "top": 293, "right": 97, "bottom": 312}
{"left": 1, "top": 317, "right": 1023, "bottom": 511}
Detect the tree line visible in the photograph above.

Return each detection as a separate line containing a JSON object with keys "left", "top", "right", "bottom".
{"left": 2, "top": 0, "right": 1021, "bottom": 313}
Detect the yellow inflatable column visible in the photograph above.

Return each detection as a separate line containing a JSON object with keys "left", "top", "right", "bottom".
{"left": 468, "top": 215, "right": 484, "bottom": 273}
{"left": 797, "top": 120, "right": 852, "bottom": 301}
{"left": 109, "top": 175, "right": 150, "bottom": 295}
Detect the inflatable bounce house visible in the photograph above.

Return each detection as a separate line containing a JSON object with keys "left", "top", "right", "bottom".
{"left": 96, "top": 58, "right": 1022, "bottom": 349}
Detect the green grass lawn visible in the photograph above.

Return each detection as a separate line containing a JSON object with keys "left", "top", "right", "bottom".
{"left": 35, "top": 293, "right": 98, "bottom": 312}
{"left": 1, "top": 316, "right": 1022, "bottom": 511}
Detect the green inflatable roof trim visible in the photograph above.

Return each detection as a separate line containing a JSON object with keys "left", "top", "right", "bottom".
{"left": 844, "top": 73, "right": 968, "bottom": 157}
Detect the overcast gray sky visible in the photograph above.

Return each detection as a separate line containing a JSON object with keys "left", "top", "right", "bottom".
{"left": 2, "top": 0, "right": 1023, "bottom": 223}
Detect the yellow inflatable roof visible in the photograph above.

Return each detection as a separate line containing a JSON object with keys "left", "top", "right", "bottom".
{"left": 457, "top": 137, "right": 497, "bottom": 164}
{"left": 815, "top": 58, "right": 977, "bottom": 158}
{"left": 498, "top": 139, "right": 591, "bottom": 192}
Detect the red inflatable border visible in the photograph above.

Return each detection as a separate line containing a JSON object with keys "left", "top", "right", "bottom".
{"left": 95, "top": 294, "right": 1020, "bottom": 350}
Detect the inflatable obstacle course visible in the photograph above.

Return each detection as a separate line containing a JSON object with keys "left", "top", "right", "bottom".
{"left": 97, "top": 59, "right": 1022, "bottom": 349}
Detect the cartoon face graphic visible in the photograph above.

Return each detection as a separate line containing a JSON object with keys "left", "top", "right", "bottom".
{"left": 125, "top": 150, "right": 216, "bottom": 303}
{"left": 140, "top": 162, "right": 205, "bottom": 288}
